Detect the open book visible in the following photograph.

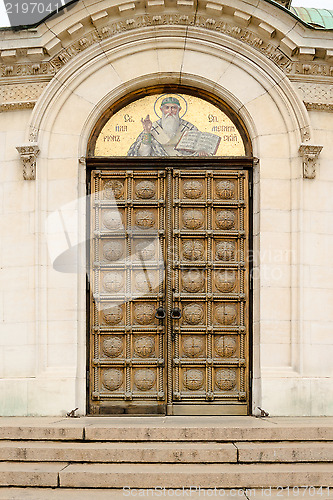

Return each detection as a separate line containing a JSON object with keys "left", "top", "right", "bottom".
{"left": 176, "top": 130, "right": 221, "bottom": 156}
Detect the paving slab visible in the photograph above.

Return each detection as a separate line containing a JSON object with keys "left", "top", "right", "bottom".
{"left": 59, "top": 462, "right": 333, "bottom": 489}
{"left": 0, "top": 462, "right": 68, "bottom": 487}
{"left": 0, "top": 440, "right": 237, "bottom": 463}
{"left": 237, "top": 442, "right": 333, "bottom": 462}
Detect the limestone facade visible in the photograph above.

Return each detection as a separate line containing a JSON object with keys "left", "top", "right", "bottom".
{"left": 0, "top": 0, "right": 332, "bottom": 416}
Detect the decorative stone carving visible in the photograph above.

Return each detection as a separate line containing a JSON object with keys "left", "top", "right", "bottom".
{"left": 215, "top": 368, "right": 237, "bottom": 391}
{"left": 102, "top": 336, "right": 123, "bottom": 357}
{"left": 103, "top": 305, "right": 123, "bottom": 325}
{"left": 182, "top": 240, "right": 204, "bottom": 261}
{"left": 215, "top": 270, "right": 236, "bottom": 293}
{"left": 135, "top": 180, "right": 156, "bottom": 199}
{"left": 182, "top": 335, "right": 205, "bottom": 357}
{"left": 214, "top": 303, "right": 237, "bottom": 325}
{"left": 215, "top": 336, "right": 237, "bottom": 357}
{"left": 216, "top": 180, "right": 235, "bottom": 199}
{"left": 135, "top": 210, "right": 155, "bottom": 228}
{"left": 183, "top": 303, "right": 204, "bottom": 325}
{"left": 134, "top": 369, "right": 156, "bottom": 390}
{"left": 134, "top": 336, "right": 155, "bottom": 357}
{"left": 103, "top": 272, "right": 124, "bottom": 293}
{"left": 182, "top": 269, "right": 204, "bottom": 293}
{"left": 16, "top": 144, "right": 40, "bottom": 180}
{"left": 104, "top": 180, "right": 124, "bottom": 199}
{"left": 103, "top": 241, "right": 124, "bottom": 261}
{"left": 215, "top": 241, "right": 236, "bottom": 261}
{"left": 182, "top": 209, "right": 204, "bottom": 229}
{"left": 133, "top": 302, "right": 155, "bottom": 324}
{"left": 103, "top": 369, "right": 123, "bottom": 391}
{"left": 299, "top": 144, "right": 323, "bottom": 179}
{"left": 183, "top": 369, "right": 204, "bottom": 390}
{"left": 296, "top": 83, "right": 333, "bottom": 112}
{"left": 183, "top": 180, "right": 204, "bottom": 199}
{"left": 135, "top": 240, "right": 155, "bottom": 260}
{"left": 216, "top": 210, "right": 236, "bottom": 230}
{"left": 102, "top": 210, "right": 123, "bottom": 230}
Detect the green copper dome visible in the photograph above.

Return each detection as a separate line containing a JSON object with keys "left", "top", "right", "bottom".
{"left": 290, "top": 7, "right": 333, "bottom": 29}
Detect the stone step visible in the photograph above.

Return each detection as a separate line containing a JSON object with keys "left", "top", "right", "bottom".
{"left": 0, "top": 440, "right": 237, "bottom": 463}
{"left": 236, "top": 441, "right": 333, "bottom": 462}
{"left": 58, "top": 462, "right": 333, "bottom": 488}
{"left": 0, "top": 487, "right": 330, "bottom": 500}
{"left": 1, "top": 417, "right": 333, "bottom": 442}
{"left": 2, "top": 462, "right": 333, "bottom": 489}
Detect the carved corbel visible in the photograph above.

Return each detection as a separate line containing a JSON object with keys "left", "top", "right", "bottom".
{"left": 16, "top": 144, "right": 40, "bottom": 180}
{"left": 299, "top": 144, "right": 323, "bottom": 179}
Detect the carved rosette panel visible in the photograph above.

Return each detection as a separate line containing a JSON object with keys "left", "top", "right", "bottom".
{"left": 90, "top": 170, "right": 165, "bottom": 410}
{"left": 181, "top": 239, "right": 205, "bottom": 261}
{"left": 134, "top": 209, "right": 156, "bottom": 229}
{"left": 103, "top": 180, "right": 125, "bottom": 200}
{"left": 103, "top": 272, "right": 124, "bottom": 293}
{"left": 102, "top": 336, "right": 124, "bottom": 358}
{"left": 172, "top": 170, "right": 249, "bottom": 406}
{"left": 102, "top": 209, "right": 124, "bottom": 230}
{"left": 102, "top": 240, "right": 124, "bottom": 261}
{"left": 135, "top": 180, "right": 156, "bottom": 199}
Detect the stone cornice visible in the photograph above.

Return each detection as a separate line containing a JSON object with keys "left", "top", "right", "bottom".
{"left": 0, "top": 1, "right": 332, "bottom": 83}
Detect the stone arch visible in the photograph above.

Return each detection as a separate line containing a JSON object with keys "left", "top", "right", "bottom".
{"left": 25, "top": 26, "right": 311, "bottom": 415}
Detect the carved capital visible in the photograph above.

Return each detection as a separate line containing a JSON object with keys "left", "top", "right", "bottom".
{"left": 299, "top": 144, "right": 323, "bottom": 179}
{"left": 16, "top": 144, "right": 40, "bottom": 180}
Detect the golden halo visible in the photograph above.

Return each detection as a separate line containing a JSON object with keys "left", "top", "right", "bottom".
{"left": 154, "top": 94, "right": 188, "bottom": 119}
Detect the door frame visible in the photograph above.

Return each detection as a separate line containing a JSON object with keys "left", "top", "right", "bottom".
{"left": 86, "top": 157, "right": 254, "bottom": 415}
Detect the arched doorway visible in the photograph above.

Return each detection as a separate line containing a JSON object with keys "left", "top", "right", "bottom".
{"left": 86, "top": 87, "right": 253, "bottom": 415}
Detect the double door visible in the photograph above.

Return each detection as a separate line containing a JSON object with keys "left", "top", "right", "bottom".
{"left": 88, "top": 164, "right": 250, "bottom": 415}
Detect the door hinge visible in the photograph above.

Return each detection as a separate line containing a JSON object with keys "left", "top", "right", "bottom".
{"left": 249, "top": 181, "right": 253, "bottom": 199}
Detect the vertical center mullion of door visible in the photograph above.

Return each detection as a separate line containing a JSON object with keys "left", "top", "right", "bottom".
{"left": 166, "top": 168, "right": 173, "bottom": 406}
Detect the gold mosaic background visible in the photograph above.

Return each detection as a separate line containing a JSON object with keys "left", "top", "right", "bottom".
{"left": 94, "top": 94, "right": 246, "bottom": 157}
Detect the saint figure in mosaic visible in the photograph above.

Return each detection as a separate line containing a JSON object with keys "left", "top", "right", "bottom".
{"left": 127, "top": 96, "right": 220, "bottom": 157}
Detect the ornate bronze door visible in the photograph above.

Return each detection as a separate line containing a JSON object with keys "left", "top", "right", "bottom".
{"left": 88, "top": 165, "right": 250, "bottom": 415}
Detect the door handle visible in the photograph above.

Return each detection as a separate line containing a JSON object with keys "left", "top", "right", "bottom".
{"left": 155, "top": 306, "right": 166, "bottom": 319}
{"left": 170, "top": 307, "right": 182, "bottom": 319}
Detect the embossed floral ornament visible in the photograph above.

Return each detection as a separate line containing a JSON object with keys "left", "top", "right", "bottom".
{"left": 134, "top": 369, "right": 156, "bottom": 391}
{"left": 182, "top": 240, "right": 204, "bottom": 261}
{"left": 182, "top": 209, "right": 204, "bottom": 229}
{"left": 135, "top": 210, "right": 155, "bottom": 229}
{"left": 183, "top": 369, "right": 204, "bottom": 390}
{"left": 135, "top": 180, "right": 156, "bottom": 199}
{"left": 216, "top": 210, "right": 236, "bottom": 230}
{"left": 183, "top": 303, "right": 204, "bottom": 325}
{"left": 215, "top": 270, "right": 236, "bottom": 293}
{"left": 102, "top": 210, "right": 123, "bottom": 230}
{"left": 103, "top": 180, "right": 124, "bottom": 199}
{"left": 182, "top": 336, "right": 205, "bottom": 357}
{"left": 103, "top": 271, "right": 124, "bottom": 293}
{"left": 103, "top": 369, "right": 123, "bottom": 391}
{"left": 214, "top": 303, "right": 237, "bottom": 325}
{"left": 182, "top": 269, "right": 204, "bottom": 292}
{"left": 103, "top": 305, "right": 123, "bottom": 325}
{"left": 134, "top": 336, "right": 155, "bottom": 357}
{"left": 216, "top": 180, "right": 235, "bottom": 199}
{"left": 102, "top": 336, "right": 123, "bottom": 357}
{"left": 183, "top": 180, "right": 204, "bottom": 199}
{"left": 215, "top": 241, "right": 235, "bottom": 261}
{"left": 215, "top": 368, "right": 237, "bottom": 391}
{"left": 103, "top": 241, "right": 124, "bottom": 261}
{"left": 134, "top": 303, "right": 156, "bottom": 325}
